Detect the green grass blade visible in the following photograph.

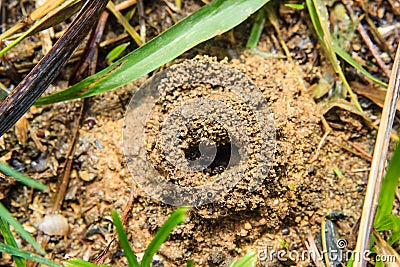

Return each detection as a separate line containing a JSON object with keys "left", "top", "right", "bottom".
{"left": 284, "top": 3, "right": 304, "bottom": 10}
{"left": 186, "top": 260, "right": 195, "bottom": 267}
{"left": 306, "top": 0, "right": 362, "bottom": 112}
{"left": 333, "top": 43, "right": 387, "bottom": 87}
{"left": 65, "top": 258, "right": 113, "bottom": 267}
{"left": 0, "top": 162, "right": 47, "bottom": 191}
{"left": 35, "top": 0, "right": 271, "bottom": 105}
{"left": 0, "top": 243, "right": 60, "bottom": 267}
{"left": 246, "top": 8, "right": 266, "bottom": 49}
{"left": 111, "top": 210, "right": 139, "bottom": 267}
{"left": 229, "top": 250, "right": 257, "bottom": 267}
{"left": 0, "top": 203, "right": 46, "bottom": 255}
{"left": 306, "top": 0, "right": 386, "bottom": 89}
{"left": 374, "top": 142, "right": 400, "bottom": 228}
{"left": 0, "top": 218, "right": 27, "bottom": 267}
{"left": 106, "top": 43, "right": 130, "bottom": 64}
{"left": 141, "top": 207, "right": 188, "bottom": 267}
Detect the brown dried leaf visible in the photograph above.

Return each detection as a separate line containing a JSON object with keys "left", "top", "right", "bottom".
{"left": 319, "top": 98, "right": 364, "bottom": 117}
{"left": 15, "top": 116, "right": 28, "bottom": 146}
{"left": 352, "top": 81, "right": 400, "bottom": 111}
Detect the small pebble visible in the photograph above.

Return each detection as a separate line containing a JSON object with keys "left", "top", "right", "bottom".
{"left": 282, "top": 228, "right": 290, "bottom": 235}
{"left": 244, "top": 222, "right": 252, "bottom": 230}
{"left": 240, "top": 229, "right": 248, "bottom": 236}
{"left": 38, "top": 213, "right": 69, "bottom": 236}
{"left": 36, "top": 130, "right": 45, "bottom": 138}
{"left": 79, "top": 170, "right": 96, "bottom": 182}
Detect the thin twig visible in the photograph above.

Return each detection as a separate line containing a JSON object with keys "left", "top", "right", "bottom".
{"left": 343, "top": 1, "right": 391, "bottom": 78}
{"left": 51, "top": 5, "right": 109, "bottom": 213}
{"left": 348, "top": 141, "right": 373, "bottom": 162}
{"left": 304, "top": 233, "right": 325, "bottom": 267}
{"left": 93, "top": 182, "right": 136, "bottom": 264}
{"left": 0, "top": 0, "right": 109, "bottom": 137}
{"left": 354, "top": 42, "right": 400, "bottom": 267}
{"left": 115, "top": 0, "right": 137, "bottom": 11}
{"left": 50, "top": 102, "right": 84, "bottom": 212}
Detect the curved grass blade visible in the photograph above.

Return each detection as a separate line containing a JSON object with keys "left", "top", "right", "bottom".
{"left": 229, "top": 250, "right": 257, "bottom": 267}
{"left": 141, "top": 207, "right": 188, "bottom": 267}
{"left": 36, "top": 0, "right": 271, "bottom": 105}
{"left": 0, "top": 243, "right": 58, "bottom": 267}
{"left": 0, "top": 162, "right": 47, "bottom": 191}
{"left": 0, "top": 218, "right": 26, "bottom": 267}
{"left": 111, "top": 210, "right": 139, "bottom": 267}
{"left": 0, "top": 203, "right": 46, "bottom": 255}
{"left": 333, "top": 44, "right": 387, "bottom": 87}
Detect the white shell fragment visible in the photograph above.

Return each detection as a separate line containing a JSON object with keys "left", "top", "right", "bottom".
{"left": 38, "top": 213, "right": 69, "bottom": 236}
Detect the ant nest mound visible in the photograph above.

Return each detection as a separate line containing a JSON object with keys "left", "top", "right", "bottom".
{"left": 124, "top": 55, "right": 326, "bottom": 225}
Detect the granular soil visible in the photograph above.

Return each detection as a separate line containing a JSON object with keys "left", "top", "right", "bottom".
{"left": 0, "top": 54, "right": 371, "bottom": 266}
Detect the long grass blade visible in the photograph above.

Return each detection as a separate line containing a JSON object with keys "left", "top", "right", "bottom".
{"left": 0, "top": 162, "right": 47, "bottom": 191}
{"left": 111, "top": 210, "right": 139, "bottom": 267}
{"left": 0, "top": 243, "right": 60, "bottom": 267}
{"left": 141, "top": 207, "right": 188, "bottom": 267}
{"left": 374, "top": 142, "right": 400, "bottom": 227}
{"left": 0, "top": 218, "right": 27, "bottom": 267}
{"left": 0, "top": 203, "right": 45, "bottom": 255}
{"left": 333, "top": 44, "right": 387, "bottom": 87}
{"left": 35, "top": 0, "right": 271, "bottom": 105}
{"left": 354, "top": 43, "right": 400, "bottom": 267}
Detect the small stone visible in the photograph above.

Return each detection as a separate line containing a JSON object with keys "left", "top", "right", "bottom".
{"left": 282, "top": 228, "right": 290, "bottom": 235}
{"left": 244, "top": 222, "right": 252, "bottom": 230}
{"left": 377, "top": 7, "right": 385, "bottom": 18}
{"left": 258, "top": 218, "right": 267, "bottom": 225}
{"left": 38, "top": 214, "right": 69, "bottom": 236}
{"left": 70, "top": 169, "right": 78, "bottom": 179}
{"left": 240, "top": 229, "right": 248, "bottom": 236}
{"left": 352, "top": 43, "right": 361, "bottom": 51}
{"left": 79, "top": 170, "right": 96, "bottom": 182}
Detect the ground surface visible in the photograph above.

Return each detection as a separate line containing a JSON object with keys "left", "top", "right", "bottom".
{"left": 0, "top": 0, "right": 399, "bottom": 266}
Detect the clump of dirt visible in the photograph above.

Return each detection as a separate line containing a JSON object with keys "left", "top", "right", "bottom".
{"left": 0, "top": 54, "right": 370, "bottom": 266}
{"left": 126, "top": 56, "right": 326, "bottom": 226}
